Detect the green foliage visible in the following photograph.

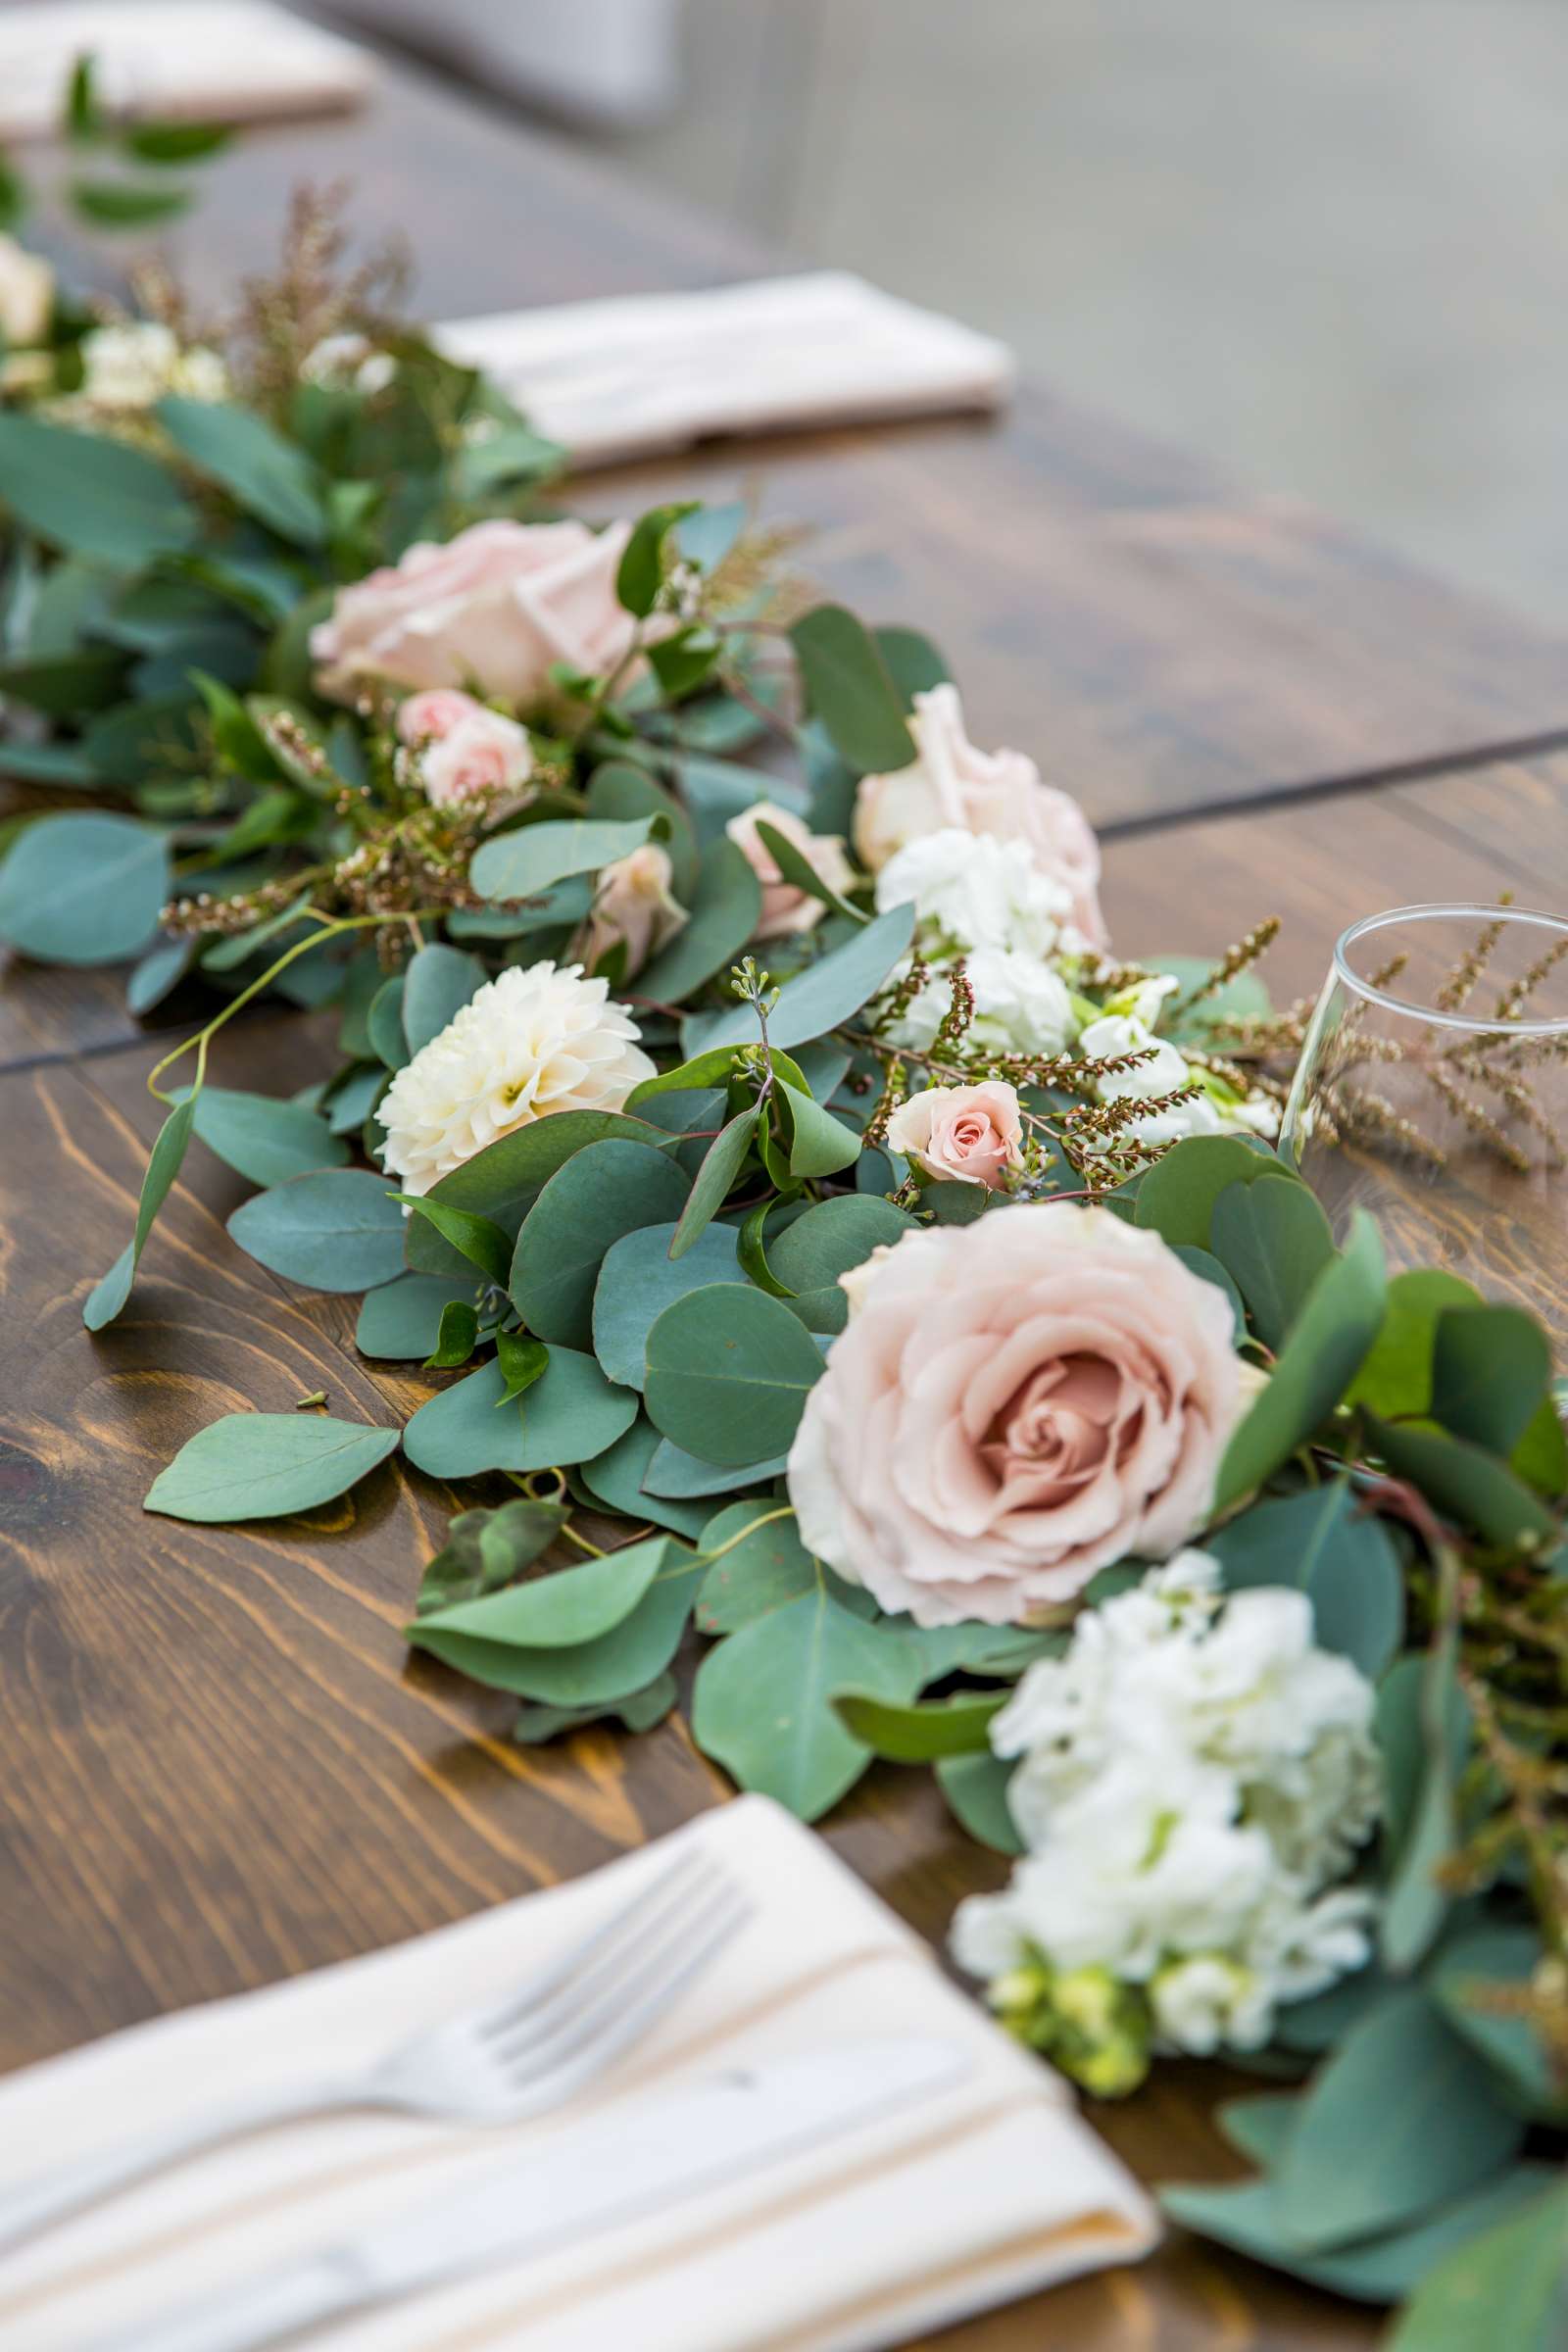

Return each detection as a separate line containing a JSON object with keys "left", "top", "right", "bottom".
{"left": 511, "top": 1139, "right": 688, "bottom": 1346}
{"left": 693, "top": 1585, "right": 922, "bottom": 1820}
{"left": 156, "top": 397, "right": 326, "bottom": 547}
{"left": 411, "top": 1540, "right": 703, "bottom": 1706}
{"left": 689, "top": 902, "right": 916, "bottom": 1054}
{"left": 0, "top": 813, "right": 170, "bottom": 964}
{"left": 1208, "top": 1481, "right": 1404, "bottom": 1678}
{"left": 176, "top": 1087, "right": 348, "bottom": 1188}
{"left": 667, "top": 1106, "right": 757, "bottom": 1258}
{"left": 401, "top": 944, "right": 485, "bottom": 1055}
{"left": 144, "top": 1411, "right": 400, "bottom": 1522}
{"left": 1270, "top": 1987, "right": 1524, "bottom": 2250}
{"left": 401, "top": 1349, "right": 636, "bottom": 1478}
{"left": 397, "top": 1194, "right": 514, "bottom": 1289}
{"left": 354, "top": 1273, "right": 476, "bottom": 1360}
{"left": 1134, "top": 1136, "right": 1295, "bottom": 1253}
{"left": 644, "top": 1283, "right": 826, "bottom": 1467}
{"left": 226, "top": 1170, "right": 406, "bottom": 1293}
{"left": 694, "top": 1503, "right": 824, "bottom": 1632}
{"left": 0, "top": 414, "right": 197, "bottom": 563}
{"left": 830, "top": 1687, "right": 1005, "bottom": 1762}
{"left": 615, "top": 501, "right": 698, "bottom": 616}
{"left": 935, "top": 1752, "right": 1025, "bottom": 1854}
{"left": 636, "top": 840, "right": 761, "bottom": 1004}
{"left": 83, "top": 1095, "right": 196, "bottom": 1330}
{"left": 416, "top": 1109, "right": 673, "bottom": 1220}
{"left": 1384, "top": 2177, "right": 1568, "bottom": 2351}
{"left": 591, "top": 1220, "right": 744, "bottom": 1391}
{"left": 414, "top": 1497, "right": 565, "bottom": 1614}
{"left": 788, "top": 603, "right": 915, "bottom": 773}
{"left": 1214, "top": 1211, "right": 1386, "bottom": 1510}
{"left": 1208, "top": 1176, "right": 1335, "bottom": 1349}
{"left": 470, "top": 817, "right": 666, "bottom": 903}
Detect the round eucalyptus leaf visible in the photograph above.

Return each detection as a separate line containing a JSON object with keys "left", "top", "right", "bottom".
{"left": 144, "top": 1412, "right": 400, "bottom": 1523}
{"left": 692, "top": 1591, "right": 921, "bottom": 1820}
{"left": 402, "top": 1348, "right": 637, "bottom": 1478}
{"left": 511, "top": 1139, "right": 688, "bottom": 1347}
{"left": 644, "top": 1283, "right": 827, "bottom": 1467}
{"left": 180, "top": 1087, "right": 349, "bottom": 1188}
{"left": 0, "top": 813, "right": 171, "bottom": 964}
{"left": 226, "top": 1170, "right": 406, "bottom": 1292}
{"left": 414, "top": 1539, "right": 665, "bottom": 1649}
{"left": 592, "top": 1220, "right": 745, "bottom": 1391}
{"left": 355, "top": 1273, "right": 478, "bottom": 1360}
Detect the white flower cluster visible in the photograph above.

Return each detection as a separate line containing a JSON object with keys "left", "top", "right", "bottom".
{"left": 867, "top": 837, "right": 1281, "bottom": 1150}
{"left": 872, "top": 828, "right": 1079, "bottom": 1055}
{"left": 952, "top": 1553, "right": 1380, "bottom": 2085}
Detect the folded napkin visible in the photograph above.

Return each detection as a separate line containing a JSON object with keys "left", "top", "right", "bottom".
{"left": 0, "top": 2, "right": 374, "bottom": 141}
{"left": 0, "top": 1796, "right": 1155, "bottom": 2350}
{"left": 432, "top": 271, "right": 1017, "bottom": 467}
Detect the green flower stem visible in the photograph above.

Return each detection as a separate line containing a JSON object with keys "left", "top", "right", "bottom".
{"left": 144, "top": 906, "right": 445, "bottom": 1105}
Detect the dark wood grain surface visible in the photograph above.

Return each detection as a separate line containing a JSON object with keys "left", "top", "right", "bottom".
{"left": 6, "top": 34, "right": 1568, "bottom": 2352}
{"left": 13, "top": 761, "right": 1566, "bottom": 2347}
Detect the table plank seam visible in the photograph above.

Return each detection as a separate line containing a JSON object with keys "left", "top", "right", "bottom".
{"left": 1097, "top": 721, "right": 1568, "bottom": 842}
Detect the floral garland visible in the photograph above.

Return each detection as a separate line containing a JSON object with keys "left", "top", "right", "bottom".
{"left": 1, "top": 194, "right": 1565, "bottom": 2346}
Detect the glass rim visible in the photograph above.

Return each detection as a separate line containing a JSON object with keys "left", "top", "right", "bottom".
{"left": 1333, "top": 902, "right": 1568, "bottom": 1037}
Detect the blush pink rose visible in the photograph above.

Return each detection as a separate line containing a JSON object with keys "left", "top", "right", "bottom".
{"left": 397, "top": 688, "right": 534, "bottom": 811}
{"left": 885, "top": 1081, "right": 1024, "bottom": 1191}
{"left": 725, "top": 801, "right": 857, "bottom": 940}
{"left": 575, "top": 843, "right": 688, "bottom": 980}
{"left": 787, "top": 1205, "right": 1253, "bottom": 1627}
{"left": 853, "top": 683, "right": 1106, "bottom": 949}
{"left": 311, "top": 517, "right": 638, "bottom": 709}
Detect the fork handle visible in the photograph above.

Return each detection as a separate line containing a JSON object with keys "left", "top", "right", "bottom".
{"left": 89, "top": 2245, "right": 371, "bottom": 2352}
{"left": 0, "top": 2073, "right": 356, "bottom": 2257}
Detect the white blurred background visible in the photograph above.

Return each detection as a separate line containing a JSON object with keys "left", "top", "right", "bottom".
{"left": 318, "top": 0, "right": 1568, "bottom": 626}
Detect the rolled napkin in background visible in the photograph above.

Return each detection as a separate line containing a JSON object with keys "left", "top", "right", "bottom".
{"left": 0, "top": 1796, "right": 1156, "bottom": 2351}
{"left": 434, "top": 271, "right": 1018, "bottom": 467}
{"left": 0, "top": 1, "right": 374, "bottom": 141}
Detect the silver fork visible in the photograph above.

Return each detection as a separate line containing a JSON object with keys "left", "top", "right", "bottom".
{"left": 0, "top": 1843, "right": 747, "bottom": 2258}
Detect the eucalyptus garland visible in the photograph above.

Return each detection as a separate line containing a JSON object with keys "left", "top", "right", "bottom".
{"left": 0, "top": 193, "right": 1564, "bottom": 2350}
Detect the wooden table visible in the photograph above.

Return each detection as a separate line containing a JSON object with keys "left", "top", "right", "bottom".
{"left": 6, "top": 45, "right": 1568, "bottom": 2351}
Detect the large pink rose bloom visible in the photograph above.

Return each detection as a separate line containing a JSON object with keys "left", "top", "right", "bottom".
{"left": 854, "top": 684, "right": 1106, "bottom": 950}
{"left": 788, "top": 1205, "right": 1251, "bottom": 1627}
{"left": 311, "top": 517, "right": 638, "bottom": 707}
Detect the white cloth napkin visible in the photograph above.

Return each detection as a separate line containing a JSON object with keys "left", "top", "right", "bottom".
{"left": 0, "top": 1796, "right": 1156, "bottom": 2351}
{"left": 433, "top": 272, "right": 1017, "bottom": 467}
{"left": 0, "top": 2, "right": 374, "bottom": 141}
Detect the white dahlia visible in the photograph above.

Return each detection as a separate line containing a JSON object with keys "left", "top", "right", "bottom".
{"left": 379, "top": 961, "right": 655, "bottom": 1197}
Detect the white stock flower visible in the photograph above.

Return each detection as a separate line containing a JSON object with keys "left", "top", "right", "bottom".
{"left": 1080, "top": 1007, "right": 1281, "bottom": 1149}
{"left": 76, "top": 322, "right": 228, "bottom": 411}
{"left": 1150, "top": 1954, "right": 1272, "bottom": 2055}
{"left": 952, "top": 1554, "right": 1382, "bottom": 2062}
{"left": 875, "top": 827, "right": 1073, "bottom": 961}
{"left": 378, "top": 961, "right": 655, "bottom": 1198}
{"left": 1078, "top": 1010, "right": 1222, "bottom": 1148}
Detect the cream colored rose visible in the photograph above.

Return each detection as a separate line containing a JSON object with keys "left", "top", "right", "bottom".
{"left": 854, "top": 684, "right": 1105, "bottom": 949}
{"left": 787, "top": 1205, "right": 1251, "bottom": 1626}
{"left": 577, "top": 843, "right": 688, "bottom": 980}
{"left": 397, "top": 687, "right": 533, "bottom": 812}
{"left": 311, "top": 517, "right": 639, "bottom": 708}
{"left": 725, "top": 800, "right": 856, "bottom": 940}
{"left": 885, "top": 1081, "right": 1024, "bottom": 1191}
{"left": 0, "top": 233, "right": 52, "bottom": 348}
